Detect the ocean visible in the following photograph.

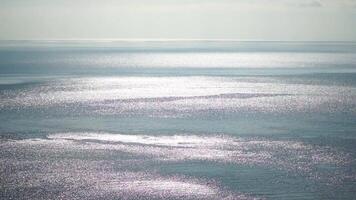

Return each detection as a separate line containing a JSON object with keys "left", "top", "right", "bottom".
{"left": 0, "top": 40, "right": 355, "bottom": 199}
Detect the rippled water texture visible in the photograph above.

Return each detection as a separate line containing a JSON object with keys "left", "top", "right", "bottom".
{"left": 0, "top": 41, "right": 356, "bottom": 199}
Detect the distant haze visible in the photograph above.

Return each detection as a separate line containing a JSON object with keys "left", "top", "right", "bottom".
{"left": 0, "top": 0, "right": 356, "bottom": 41}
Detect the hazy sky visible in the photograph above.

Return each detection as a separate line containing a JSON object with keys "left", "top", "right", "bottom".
{"left": 1, "top": 0, "right": 356, "bottom": 41}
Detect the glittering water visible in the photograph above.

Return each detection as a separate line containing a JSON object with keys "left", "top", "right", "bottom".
{"left": 0, "top": 41, "right": 356, "bottom": 199}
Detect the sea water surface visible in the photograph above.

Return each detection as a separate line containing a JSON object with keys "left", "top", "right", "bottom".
{"left": 0, "top": 41, "right": 356, "bottom": 199}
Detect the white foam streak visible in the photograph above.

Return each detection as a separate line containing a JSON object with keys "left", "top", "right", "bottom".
{"left": 48, "top": 133, "right": 228, "bottom": 148}
{"left": 17, "top": 132, "right": 350, "bottom": 176}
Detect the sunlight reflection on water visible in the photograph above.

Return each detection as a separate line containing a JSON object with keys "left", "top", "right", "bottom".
{"left": 1, "top": 77, "right": 355, "bottom": 116}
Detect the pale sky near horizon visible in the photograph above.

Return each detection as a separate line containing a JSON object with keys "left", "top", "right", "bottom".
{"left": 0, "top": 0, "right": 356, "bottom": 41}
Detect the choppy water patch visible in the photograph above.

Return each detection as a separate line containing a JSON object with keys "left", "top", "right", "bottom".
{"left": 1, "top": 77, "right": 355, "bottom": 116}
{"left": 0, "top": 141, "right": 258, "bottom": 200}
{"left": 2, "top": 132, "right": 354, "bottom": 185}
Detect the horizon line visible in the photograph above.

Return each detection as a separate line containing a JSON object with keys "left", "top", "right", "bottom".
{"left": 1, "top": 38, "right": 356, "bottom": 43}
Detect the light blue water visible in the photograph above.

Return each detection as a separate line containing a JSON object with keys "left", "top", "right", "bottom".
{"left": 0, "top": 41, "right": 356, "bottom": 199}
